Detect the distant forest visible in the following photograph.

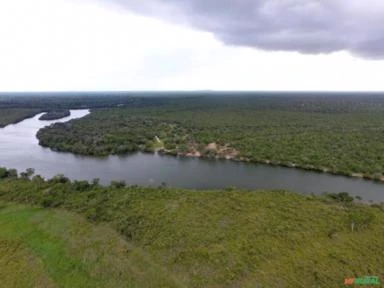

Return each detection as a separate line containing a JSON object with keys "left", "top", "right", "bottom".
{"left": 2, "top": 93, "right": 384, "bottom": 180}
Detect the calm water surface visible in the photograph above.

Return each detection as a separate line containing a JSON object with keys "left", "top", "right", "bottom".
{"left": 0, "top": 109, "right": 383, "bottom": 202}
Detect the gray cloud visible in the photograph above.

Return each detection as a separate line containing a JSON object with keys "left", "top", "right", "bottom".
{"left": 106, "top": 0, "right": 384, "bottom": 58}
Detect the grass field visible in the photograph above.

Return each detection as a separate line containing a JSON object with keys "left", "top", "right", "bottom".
{"left": 0, "top": 203, "right": 182, "bottom": 288}
{"left": 0, "top": 177, "right": 383, "bottom": 287}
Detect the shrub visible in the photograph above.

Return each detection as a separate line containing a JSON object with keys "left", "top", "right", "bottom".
{"left": 110, "top": 180, "right": 126, "bottom": 189}
{"left": 0, "top": 168, "right": 8, "bottom": 179}
{"left": 348, "top": 207, "right": 375, "bottom": 232}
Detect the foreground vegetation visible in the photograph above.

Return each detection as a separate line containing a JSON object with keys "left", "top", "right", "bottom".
{"left": 36, "top": 95, "right": 384, "bottom": 181}
{"left": 0, "top": 168, "right": 383, "bottom": 287}
{"left": 0, "top": 204, "right": 180, "bottom": 288}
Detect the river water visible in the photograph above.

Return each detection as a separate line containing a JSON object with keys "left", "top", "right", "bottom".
{"left": 0, "top": 109, "right": 383, "bottom": 202}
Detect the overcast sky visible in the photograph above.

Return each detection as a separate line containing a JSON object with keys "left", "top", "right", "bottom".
{"left": 1, "top": 0, "right": 384, "bottom": 91}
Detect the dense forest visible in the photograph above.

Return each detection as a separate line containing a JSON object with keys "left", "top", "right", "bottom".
{"left": 38, "top": 110, "right": 70, "bottom": 121}
{"left": 35, "top": 95, "right": 384, "bottom": 181}
{"left": 0, "top": 168, "right": 383, "bottom": 287}
{"left": 0, "top": 108, "right": 41, "bottom": 127}
{"left": 0, "top": 92, "right": 179, "bottom": 110}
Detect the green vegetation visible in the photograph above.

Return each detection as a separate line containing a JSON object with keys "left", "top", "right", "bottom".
{"left": 39, "top": 110, "right": 71, "bottom": 121}
{"left": 0, "top": 204, "right": 181, "bottom": 288}
{"left": 0, "top": 108, "right": 41, "bottom": 127}
{"left": 2, "top": 94, "right": 384, "bottom": 286}
{"left": 0, "top": 92, "right": 174, "bottom": 110}
{"left": 0, "top": 169, "right": 383, "bottom": 287}
{"left": 36, "top": 95, "right": 384, "bottom": 180}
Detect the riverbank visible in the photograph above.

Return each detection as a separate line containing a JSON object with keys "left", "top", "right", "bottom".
{"left": 34, "top": 100, "right": 384, "bottom": 187}
{"left": 0, "top": 108, "right": 41, "bottom": 127}
{"left": 39, "top": 109, "right": 71, "bottom": 121}
{"left": 153, "top": 142, "right": 384, "bottom": 184}
{"left": 39, "top": 132, "right": 384, "bottom": 185}
{"left": 2, "top": 108, "right": 384, "bottom": 199}
{"left": 0, "top": 174, "right": 383, "bottom": 287}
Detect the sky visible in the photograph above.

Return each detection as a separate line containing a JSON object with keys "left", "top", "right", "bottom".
{"left": 1, "top": 0, "right": 384, "bottom": 92}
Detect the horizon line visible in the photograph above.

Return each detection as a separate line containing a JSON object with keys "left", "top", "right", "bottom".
{"left": 2, "top": 90, "right": 384, "bottom": 94}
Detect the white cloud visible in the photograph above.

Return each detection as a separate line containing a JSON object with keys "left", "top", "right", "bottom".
{"left": 0, "top": 0, "right": 383, "bottom": 91}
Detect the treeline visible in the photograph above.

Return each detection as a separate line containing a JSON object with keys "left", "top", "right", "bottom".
{"left": 38, "top": 110, "right": 70, "bottom": 121}
{"left": 2, "top": 92, "right": 384, "bottom": 111}
{"left": 0, "top": 92, "right": 175, "bottom": 110}
{"left": 0, "top": 108, "right": 42, "bottom": 127}
{"left": 36, "top": 96, "right": 384, "bottom": 180}
{"left": 0, "top": 167, "right": 383, "bottom": 287}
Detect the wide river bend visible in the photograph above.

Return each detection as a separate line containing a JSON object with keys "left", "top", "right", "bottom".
{"left": 0, "top": 109, "right": 383, "bottom": 202}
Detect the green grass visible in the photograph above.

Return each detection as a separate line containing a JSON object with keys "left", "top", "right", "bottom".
{"left": 0, "top": 178, "right": 384, "bottom": 287}
{"left": 0, "top": 238, "right": 56, "bottom": 288}
{"left": 0, "top": 203, "right": 183, "bottom": 288}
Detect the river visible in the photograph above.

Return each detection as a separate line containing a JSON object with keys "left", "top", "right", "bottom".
{"left": 0, "top": 109, "right": 383, "bottom": 202}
